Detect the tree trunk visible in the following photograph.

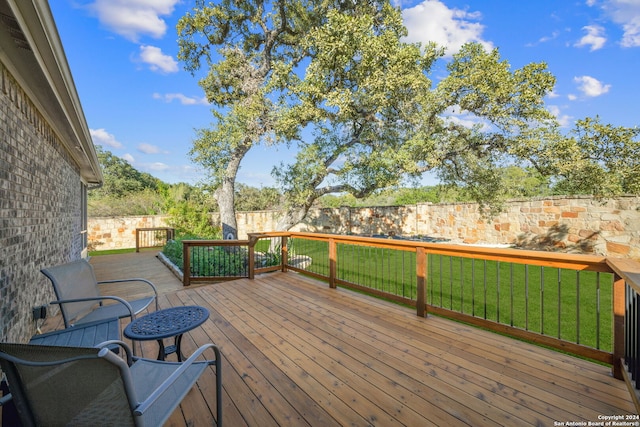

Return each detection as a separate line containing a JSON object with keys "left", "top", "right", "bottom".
{"left": 276, "top": 206, "right": 308, "bottom": 231}
{"left": 216, "top": 153, "right": 246, "bottom": 240}
{"left": 216, "top": 179, "right": 237, "bottom": 239}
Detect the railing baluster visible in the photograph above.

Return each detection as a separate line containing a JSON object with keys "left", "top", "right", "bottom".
{"left": 460, "top": 258, "right": 464, "bottom": 314}
{"left": 471, "top": 259, "right": 476, "bottom": 317}
{"left": 525, "top": 265, "right": 529, "bottom": 331}
{"left": 577, "top": 270, "right": 581, "bottom": 344}
{"left": 631, "top": 292, "right": 640, "bottom": 389}
{"left": 557, "top": 269, "right": 562, "bottom": 339}
{"left": 596, "top": 272, "right": 600, "bottom": 349}
{"left": 510, "top": 263, "right": 514, "bottom": 327}
{"left": 540, "top": 266, "right": 544, "bottom": 335}
{"left": 496, "top": 261, "right": 500, "bottom": 323}
{"left": 483, "top": 260, "right": 487, "bottom": 320}
{"left": 449, "top": 256, "right": 453, "bottom": 309}
{"left": 439, "top": 255, "right": 443, "bottom": 308}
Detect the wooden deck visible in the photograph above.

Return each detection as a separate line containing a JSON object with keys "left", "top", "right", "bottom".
{"left": 60, "top": 252, "right": 637, "bottom": 425}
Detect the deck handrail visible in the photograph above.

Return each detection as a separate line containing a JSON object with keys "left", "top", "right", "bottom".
{"left": 607, "top": 258, "right": 640, "bottom": 410}
{"left": 136, "top": 227, "right": 175, "bottom": 252}
{"left": 181, "top": 231, "right": 640, "bottom": 406}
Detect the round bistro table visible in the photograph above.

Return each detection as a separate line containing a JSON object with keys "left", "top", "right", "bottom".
{"left": 124, "top": 305, "right": 209, "bottom": 361}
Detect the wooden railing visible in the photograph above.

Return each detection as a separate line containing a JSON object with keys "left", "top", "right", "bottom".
{"left": 135, "top": 227, "right": 174, "bottom": 252}
{"left": 181, "top": 231, "right": 640, "bottom": 408}
{"left": 607, "top": 258, "right": 640, "bottom": 410}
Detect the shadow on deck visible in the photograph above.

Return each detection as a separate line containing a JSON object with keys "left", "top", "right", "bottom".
{"left": 59, "top": 252, "right": 636, "bottom": 425}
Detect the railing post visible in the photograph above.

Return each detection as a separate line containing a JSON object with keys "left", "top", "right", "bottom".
{"left": 135, "top": 228, "right": 140, "bottom": 252}
{"left": 183, "top": 241, "right": 191, "bottom": 286}
{"left": 248, "top": 236, "right": 256, "bottom": 279}
{"left": 416, "top": 247, "right": 426, "bottom": 317}
{"left": 281, "top": 236, "right": 288, "bottom": 273}
{"left": 329, "top": 238, "right": 336, "bottom": 289}
{"left": 613, "top": 273, "right": 626, "bottom": 379}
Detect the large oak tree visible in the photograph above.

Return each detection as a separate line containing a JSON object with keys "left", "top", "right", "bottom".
{"left": 178, "top": 0, "right": 637, "bottom": 234}
{"left": 177, "top": 0, "right": 362, "bottom": 238}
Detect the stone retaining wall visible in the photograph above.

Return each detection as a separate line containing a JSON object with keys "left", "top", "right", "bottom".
{"left": 88, "top": 195, "right": 640, "bottom": 259}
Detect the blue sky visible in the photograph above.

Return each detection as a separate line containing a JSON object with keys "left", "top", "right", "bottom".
{"left": 49, "top": 0, "right": 640, "bottom": 187}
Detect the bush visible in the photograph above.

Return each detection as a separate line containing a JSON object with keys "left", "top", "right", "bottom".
{"left": 166, "top": 201, "right": 220, "bottom": 238}
{"left": 163, "top": 235, "right": 249, "bottom": 277}
{"left": 162, "top": 236, "right": 192, "bottom": 270}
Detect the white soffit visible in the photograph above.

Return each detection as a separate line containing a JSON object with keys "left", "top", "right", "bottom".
{"left": 0, "top": 0, "right": 102, "bottom": 184}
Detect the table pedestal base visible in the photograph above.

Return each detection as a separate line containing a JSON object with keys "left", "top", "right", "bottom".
{"left": 157, "top": 333, "right": 185, "bottom": 361}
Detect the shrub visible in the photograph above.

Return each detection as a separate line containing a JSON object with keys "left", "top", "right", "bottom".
{"left": 163, "top": 235, "right": 249, "bottom": 277}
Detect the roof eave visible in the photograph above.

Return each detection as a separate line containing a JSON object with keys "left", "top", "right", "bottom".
{"left": 0, "top": 0, "right": 103, "bottom": 184}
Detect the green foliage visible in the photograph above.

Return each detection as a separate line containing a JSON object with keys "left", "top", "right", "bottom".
{"left": 501, "top": 166, "right": 551, "bottom": 198}
{"left": 550, "top": 117, "right": 640, "bottom": 196}
{"left": 317, "top": 186, "right": 442, "bottom": 207}
{"left": 162, "top": 237, "right": 185, "bottom": 269}
{"left": 177, "top": 0, "right": 352, "bottom": 237}
{"left": 393, "top": 187, "right": 441, "bottom": 205}
{"left": 162, "top": 235, "right": 249, "bottom": 277}
{"left": 165, "top": 201, "right": 220, "bottom": 238}
{"left": 88, "top": 189, "right": 166, "bottom": 216}
{"left": 167, "top": 1, "right": 640, "bottom": 235}
{"left": 235, "top": 184, "right": 282, "bottom": 211}
{"left": 92, "top": 146, "right": 161, "bottom": 198}
{"left": 191, "top": 246, "right": 248, "bottom": 277}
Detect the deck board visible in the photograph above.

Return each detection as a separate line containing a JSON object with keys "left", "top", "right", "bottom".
{"left": 78, "top": 253, "right": 638, "bottom": 426}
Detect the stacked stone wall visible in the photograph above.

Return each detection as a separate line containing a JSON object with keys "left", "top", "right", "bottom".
{"left": 88, "top": 195, "right": 640, "bottom": 260}
{"left": 88, "top": 215, "right": 171, "bottom": 251}
{"left": 0, "top": 63, "right": 84, "bottom": 343}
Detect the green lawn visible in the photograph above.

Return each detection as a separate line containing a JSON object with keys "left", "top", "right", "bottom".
{"left": 89, "top": 248, "right": 136, "bottom": 256}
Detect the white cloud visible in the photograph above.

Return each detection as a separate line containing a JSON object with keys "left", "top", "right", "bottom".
{"left": 87, "top": 0, "right": 179, "bottom": 42}
{"left": 148, "top": 162, "right": 170, "bottom": 172}
{"left": 139, "top": 45, "right": 178, "bottom": 73}
{"left": 568, "top": 94, "right": 578, "bottom": 101}
{"left": 122, "top": 153, "right": 135, "bottom": 163}
{"left": 152, "top": 92, "right": 210, "bottom": 105}
{"left": 546, "top": 90, "right": 560, "bottom": 99}
{"left": 574, "top": 75, "right": 611, "bottom": 97}
{"left": 90, "top": 128, "right": 122, "bottom": 148}
{"left": 547, "top": 105, "right": 572, "bottom": 127}
{"left": 598, "top": 0, "right": 640, "bottom": 47}
{"left": 575, "top": 25, "right": 607, "bottom": 50}
{"left": 137, "top": 143, "right": 167, "bottom": 154}
{"left": 442, "top": 106, "right": 492, "bottom": 131}
{"left": 401, "top": 0, "right": 493, "bottom": 56}
{"left": 538, "top": 31, "right": 560, "bottom": 44}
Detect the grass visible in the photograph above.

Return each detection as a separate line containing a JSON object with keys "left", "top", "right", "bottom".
{"left": 288, "top": 237, "right": 613, "bottom": 352}
{"left": 89, "top": 248, "right": 136, "bottom": 256}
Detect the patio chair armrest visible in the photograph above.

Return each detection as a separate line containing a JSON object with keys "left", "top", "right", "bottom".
{"left": 0, "top": 392, "right": 12, "bottom": 406}
{"left": 133, "top": 343, "right": 222, "bottom": 416}
{"left": 50, "top": 296, "right": 136, "bottom": 319}
{"left": 95, "top": 340, "right": 134, "bottom": 365}
{"left": 97, "top": 278, "right": 159, "bottom": 310}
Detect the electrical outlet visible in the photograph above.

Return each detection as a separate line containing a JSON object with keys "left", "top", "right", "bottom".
{"left": 32, "top": 305, "right": 47, "bottom": 320}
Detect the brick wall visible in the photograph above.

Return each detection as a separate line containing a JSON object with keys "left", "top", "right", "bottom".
{"left": 0, "top": 62, "right": 84, "bottom": 343}
{"left": 88, "top": 195, "right": 640, "bottom": 260}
